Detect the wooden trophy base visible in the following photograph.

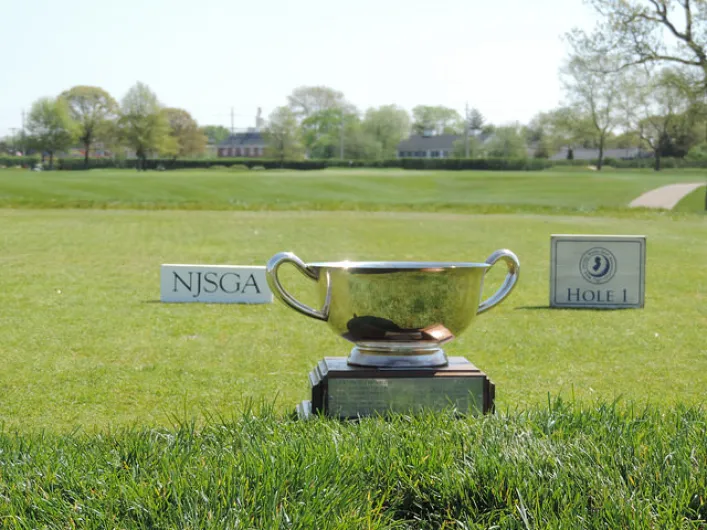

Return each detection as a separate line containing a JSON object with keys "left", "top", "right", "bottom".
{"left": 296, "top": 356, "right": 495, "bottom": 420}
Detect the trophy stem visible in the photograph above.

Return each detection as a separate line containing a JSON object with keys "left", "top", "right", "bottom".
{"left": 347, "top": 345, "right": 448, "bottom": 368}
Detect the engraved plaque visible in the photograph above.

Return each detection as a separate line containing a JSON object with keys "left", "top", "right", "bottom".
{"left": 328, "top": 377, "right": 485, "bottom": 417}
{"left": 304, "top": 357, "right": 494, "bottom": 419}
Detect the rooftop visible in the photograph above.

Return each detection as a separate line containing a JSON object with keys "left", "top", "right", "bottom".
{"left": 218, "top": 130, "right": 266, "bottom": 147}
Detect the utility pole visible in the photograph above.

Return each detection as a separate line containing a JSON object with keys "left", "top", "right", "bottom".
{"left": 9, "top": 127, "right": 18, "bottom": 154}
{"left": 464, "top": 102, "right": 470, "bottom": 158}
{"left": 339, "top": 109, "right": 345, "bottom": 159}
{"left": 230, "top": 107, "right": 235, "bottom": 155}
{"left": 21, "top": 109, "right": 26, "bottom": 156}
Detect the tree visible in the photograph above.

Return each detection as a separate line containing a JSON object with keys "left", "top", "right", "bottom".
{"left": 459, "top": 107, "right": 486, "bottom": 157}
{"left": 411, "top": 106, "right": 462, "bottom": 135}
{"left": 579, "top": 0, "right": 707, "bottom": 87}
{"left": 59, "top": 86, "right": 117, "bottom": 168}
{"left": 26, "top": 97, "right": 76, "bottom": 169}
{"left": 0, "top": 133, "right": 20, "bottom": 156}
{"left": 610, "top": 130, "right": 643, "bottom": 149}
{"left": 579, "top": 0, "right": 707, "bottom": 199}
{"left": 263, "top": 106, "right": 305, "bottom": 163}
{"left": 287, "top": 86, "right": 349, "bottom": 120}
{"left": 468, "top": 108, "right": 485, "bottom": 135}
{"left": 162, "top": 108, "right": 207, "bottom": 159}
{"left": 484, "top": 125, "right": 528, "bottom": 158}
{"left": 561, "top": 43, "right": 624, "bottom": 170}
{"left": 362, "top": 105, "right": 411, "bottom": 158}
{"left": 286, "top": 86, "right": 356, "bottom": 157}
{"left": 118, "top": 82, "right": 170, "bottom": 170}
{"left": 525, "top": 108, "right": 597, "bottom": 158}
{"left": 621, "top": 68, "right": 694, "bottom": 170}
{"left": 201, "top": 125, "right": 230, "bottom": 145}
{"left": 452, "top": 135, "right": 483, "bottom": 157}
{"left": 341, "top": 119, "right": 383, "bottom": 160}
{"left": 299, "top": 107, "right": 362, "bottom": 159}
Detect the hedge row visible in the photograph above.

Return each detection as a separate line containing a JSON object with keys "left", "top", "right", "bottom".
{"left": 4, "top": 155, "right": 707, "bottom": 171}
{"left": 399, "top": 158, "right": 553, "bottom": 171}
{"left": 55, "top": 158, "right": 332, "bottom": 171}
{"left": 0, "top": 156, "right": 40, "bottom": 167}
{"left": 0, "top": 156, "right": 564, "bottom": 171}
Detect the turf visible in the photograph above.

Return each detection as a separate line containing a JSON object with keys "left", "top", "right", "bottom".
{"left": 1, "top": 168, "right": 706, "bottom": 527}
{"left": 673, "top": 183, "right": 707, "bottom": 213}
{"left": 1, "top": 208, "right": 705, "bottom": 432}
{"left": 0, "top": 403, "right": 704, "bottom": 528}
{"left": 0, "top": 168, "right": 706, "bottom": 212}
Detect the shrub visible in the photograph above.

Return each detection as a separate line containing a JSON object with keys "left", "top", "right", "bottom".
{"left": 399, "top": 157, "right": 552, "bottom": 171}
{"left": 0, "top": 155, "right": 40, "bottom": 168}
{"left": 36, "top": 154, "right": 707, "bottom": 172}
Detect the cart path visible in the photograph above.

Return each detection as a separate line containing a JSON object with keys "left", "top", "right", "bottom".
{"left": 629, "top": 183, "right": 705, "bottom": 210}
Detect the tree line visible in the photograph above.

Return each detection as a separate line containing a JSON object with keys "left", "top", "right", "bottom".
{"left": 1, "top": 83, "right": 207, "bottom": 169}
{"left": 264, "top": 1, "right": 707, "bottom": 170}
{"left": 6, "top": 2, "right": 707, "bottom": 172}
{"left": 560, "top": 0, "right": 707, "bottom": 171}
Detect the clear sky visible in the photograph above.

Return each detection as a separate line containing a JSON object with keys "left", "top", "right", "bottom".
{"left": 1, "top": 0, "right": 597, "bottom": 137}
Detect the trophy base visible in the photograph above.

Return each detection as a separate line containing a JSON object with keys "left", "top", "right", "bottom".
{"left": 300, "top": 356, "right": 494, "bottom": 420}
{"left": 347, "top": 345, "right": 448, "bottom": 368}
{"left": 296, "top": 400, "right": 313, "bottom": 419}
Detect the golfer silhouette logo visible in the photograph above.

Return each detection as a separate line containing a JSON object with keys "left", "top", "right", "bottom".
{"left": 579, "top": 247, "right": 617, "bottom": 284}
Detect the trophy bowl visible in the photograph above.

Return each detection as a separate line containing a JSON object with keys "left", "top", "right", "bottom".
{"left": 266, "top": 250, "right": 520, "bottom": 368}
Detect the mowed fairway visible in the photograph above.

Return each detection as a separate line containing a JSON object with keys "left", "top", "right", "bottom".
{"left": 1, "top": 205, "right": 705, "bottom": 431}
{"left": 1, "top": 167, "right": 706, "bottom": 212}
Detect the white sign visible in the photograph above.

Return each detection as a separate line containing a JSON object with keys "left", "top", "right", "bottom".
{"left": 160, "top": 264, "right": 273, "bottom": 304}
{"left": 550, "top": 235, "right": 646, "bottom": 309}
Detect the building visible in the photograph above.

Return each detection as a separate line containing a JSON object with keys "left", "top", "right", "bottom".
{"left": 217, "top": 129, "right": 267, "bottom": 157}
{"left": 217, "top": 108, "right": 267, "bottom": 157}
{"left": 549, "top": 147, "right": 650, "bottom": 161}
{"left": 397, "top": 134, "right": 460, "bottom": 158}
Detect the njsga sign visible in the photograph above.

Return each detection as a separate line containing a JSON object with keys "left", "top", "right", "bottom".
{"left": 550, "top": 235, "right": 646, "bottom": 309}
{"left": 160, "top": 264, "right": 273, "bottom": 304}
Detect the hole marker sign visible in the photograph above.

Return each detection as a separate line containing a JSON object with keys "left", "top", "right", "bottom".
{"left": 550, "top": 235, "right": 646, "bottom": 309}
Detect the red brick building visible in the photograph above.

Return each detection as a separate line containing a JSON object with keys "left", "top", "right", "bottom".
{"left": 217, "top": 129, "right": 267, "bottom": 157}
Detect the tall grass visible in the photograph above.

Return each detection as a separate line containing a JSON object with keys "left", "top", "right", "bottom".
{"left": 0, "top": 401, "right": 705, "bottom": 528}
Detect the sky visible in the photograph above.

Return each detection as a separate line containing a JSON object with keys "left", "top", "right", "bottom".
{"left": 0, "top": 0, "right": 598, "bottom": 138}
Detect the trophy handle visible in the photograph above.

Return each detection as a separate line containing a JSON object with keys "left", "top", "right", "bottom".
{"left": 266, "top": 252, "right": 330, "bottom": 321}
{"left": 477, "top": 249, "right": 520, "bottom": 315}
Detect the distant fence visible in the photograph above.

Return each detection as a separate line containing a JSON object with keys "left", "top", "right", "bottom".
{"left": 3, "top": 155, "right": 707, "bottom": 171}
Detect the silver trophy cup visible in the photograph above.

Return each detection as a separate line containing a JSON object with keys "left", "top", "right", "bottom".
{"left": 266, "top": 250, "right": 520, "bottom": 368}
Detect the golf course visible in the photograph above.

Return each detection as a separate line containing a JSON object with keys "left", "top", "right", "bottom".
{"left": 0, "top": 167, "right": 705, "bottom": 527}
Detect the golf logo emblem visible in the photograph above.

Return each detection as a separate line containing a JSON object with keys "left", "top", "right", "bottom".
{"left": 579, "top": 247, "right": 617, "bottom": 284}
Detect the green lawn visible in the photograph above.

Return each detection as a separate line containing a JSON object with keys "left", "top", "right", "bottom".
{"left": 2, "top": 169, "right": 707, "bottom": 527}
{"left": 674, "top": 183, "right": 707, "bottom": 213}
{"left": 1, "top": 208, "right": 705, "bottom": 432}
{"left": 0, "top": 167, "right": 705, "bottom": 212}
{"left": 1, "top": 405, "right": 705, "bottom": 528}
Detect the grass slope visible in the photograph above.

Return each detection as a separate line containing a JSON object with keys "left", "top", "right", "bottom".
{"left": 674, "top": 184, "right": 707, "bottom": 213}
{"left": 0, "top": 403, "right": 705, "bottom": 528}
{"left": 0, "top": 168, "right": 706, "bottom": 212}
{"left": 1, "top": 209, "right": 705, "bottom": 432}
